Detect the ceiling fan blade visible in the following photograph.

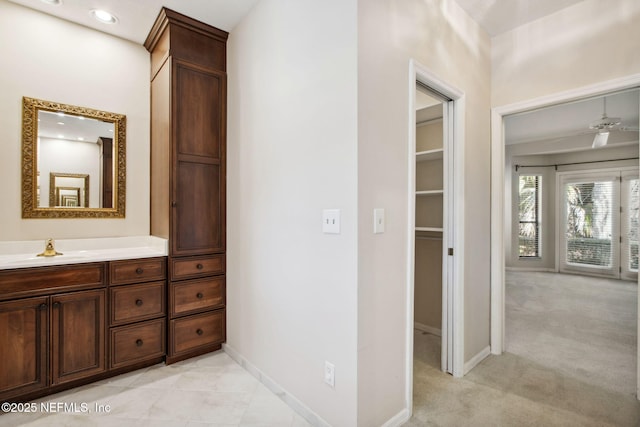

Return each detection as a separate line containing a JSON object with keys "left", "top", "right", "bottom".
{"left": 592, "top": 132, "right": 609, "bottom": 148}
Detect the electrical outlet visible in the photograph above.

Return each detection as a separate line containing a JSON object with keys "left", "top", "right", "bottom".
{"left": 324, "top": 361, "right": 335, "bottom": 388}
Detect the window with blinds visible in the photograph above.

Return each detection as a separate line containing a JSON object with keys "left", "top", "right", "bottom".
{"left": 518, "top": 175, "right": 540, "bottom": 258}
{"left": 622, "top": 177, "right": 639, "bottom": 277}
{"left": 564, "top": 180, "right": 615, "bottom": 267}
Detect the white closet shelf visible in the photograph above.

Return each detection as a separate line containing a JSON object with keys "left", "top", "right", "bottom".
{"left": 416, "top": 148, "right": 444, "bottom": 162}
{"left": 415, "top": 227, "right": 443, "bottom": 232}
{"left": 416, "top": 190, "right": 444, "bottom": 196}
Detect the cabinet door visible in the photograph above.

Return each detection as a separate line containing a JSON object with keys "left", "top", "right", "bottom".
{"left": 171, "top": 60, "right": 226, "bottom": 256}
{"left": 0, "top": 297, "right": 48, "bottom": 399}
{"left": 51, "top": 289, "right": 106, "bottom": 385}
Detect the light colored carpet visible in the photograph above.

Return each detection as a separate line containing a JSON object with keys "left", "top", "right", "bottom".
{"left": 506, "top": 271, "right": 637, "bottom": 396}
{"left": 407, "top": 271, "right": 640, "bottom": 426}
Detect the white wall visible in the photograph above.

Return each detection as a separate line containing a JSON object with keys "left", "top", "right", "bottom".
{"left": 226, "top": 1, "right": 358, "bottom": 426}
{"left": 358, "top": 0, "right": 491, "bottom": 424}
{"left": 492, "top": 0, "right": 640, "bottom": 107}
{"left": 0, "top": 0, "right": 149, "bottom": 240}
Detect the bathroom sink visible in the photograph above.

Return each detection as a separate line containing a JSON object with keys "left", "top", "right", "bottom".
{"left": 3, "top": 252, "right": 90, "bottom": 267}
{"left": 0, "top": 236, "right": 168, "bottom": 270}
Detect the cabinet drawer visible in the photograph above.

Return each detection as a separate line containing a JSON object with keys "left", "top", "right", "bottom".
{"left": 170, "top": 277, "right": 224, "bottom": 317}
{"left": 110, "top": 319, "right": 165, "bottom": 369}
{"left": 110, "top": 258, "right": 166, "bottom": 285}
{"left": 0, "top": 263, "right": 105, "bottom": 301}
{"left": 170, "top": 255, "right": 224, "bottom": 281}
{"left": 170, "top": 310, "right": 225, "bottom": 355}
{"left": 110, "top": 281, "right": 165, "bottom": 326}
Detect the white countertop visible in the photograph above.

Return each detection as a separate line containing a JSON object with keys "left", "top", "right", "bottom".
{"left": 0, "top": 236, "right": 168, "bottom": 270}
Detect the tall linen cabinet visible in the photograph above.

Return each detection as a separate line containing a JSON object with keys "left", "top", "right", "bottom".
{"left": 145, "top": 8, "right": 227, "bottom": 364}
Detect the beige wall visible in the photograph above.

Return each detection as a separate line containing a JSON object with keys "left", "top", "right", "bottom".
{"left": 226, "top": 1, "right": 358, "bottom": 426}
{"left": 0, "top": 0, "right": 150, "bottom": 240}
{"left": 358, "top": 0, "right": 491, "bottom": 424}
{"left": 492, "top": 0, "right": 640, "bottom": 107}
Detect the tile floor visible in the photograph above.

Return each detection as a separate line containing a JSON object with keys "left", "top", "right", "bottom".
{"left": 0, "top": 351, "right": 311, "bottom": 427}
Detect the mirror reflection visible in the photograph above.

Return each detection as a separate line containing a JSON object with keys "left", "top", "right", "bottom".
{"left": 38, "top": 110, "right": 112, "bottom": 208}
{"left": 48, "top": 172, "right": 89, "bottom": 208}
{"left": 22, "top": 97, "right": 126, "bottom": 218}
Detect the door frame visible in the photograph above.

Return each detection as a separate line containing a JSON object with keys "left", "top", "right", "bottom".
{"left": 490, "top": 72, "right": 640, "bottom": 397}
{"left": 406, "top": 59, "right": 466, "bottom": 415}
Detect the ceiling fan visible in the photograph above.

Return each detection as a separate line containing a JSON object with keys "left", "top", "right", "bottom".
{"left": 590, "top": 97, "right": 639, "bottom": 148}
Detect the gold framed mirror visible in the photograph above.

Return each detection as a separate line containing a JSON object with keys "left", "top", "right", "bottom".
{"left": 22, "top": 97, "right": 126, "bottom": 218}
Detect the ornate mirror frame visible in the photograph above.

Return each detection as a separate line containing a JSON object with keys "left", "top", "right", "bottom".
{"left": 22, "top": 97, "right": 126, "bottom": 218}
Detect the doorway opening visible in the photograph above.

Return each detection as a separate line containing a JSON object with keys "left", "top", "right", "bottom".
{"left": 406, "top": 59, "right": 465, "bottom": 419}
{"left": 492, "top": 81, "right": 640, "bottom": 397}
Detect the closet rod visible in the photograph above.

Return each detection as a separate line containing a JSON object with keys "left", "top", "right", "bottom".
{"left": 515, "top": 157, "right": 639, "bottom": 172}
{"left": 416, "top": 236, "right": 442, "bottom": 241}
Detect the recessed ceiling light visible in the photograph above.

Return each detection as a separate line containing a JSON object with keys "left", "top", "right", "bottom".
{"left": 41, "top": 0, "right": 62, "bottom": 5}
{"left": 57, "top": 134, "right": 64, "bottom": 138}
{"left": 78, "top": 137, "right": 84, "bottom": 141}
{"left": 57, "top": 122, "right": 64, "bottom": 125}
{"left": 91, "top": 9, "right": 118, "bottom": 24}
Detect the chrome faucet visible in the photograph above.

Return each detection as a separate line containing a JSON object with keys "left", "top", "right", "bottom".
{"left": 37, "top": 238, "right": 63, "bottom": 257}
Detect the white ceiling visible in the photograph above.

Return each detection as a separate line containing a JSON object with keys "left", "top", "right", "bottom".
{"left": 10, "top": 0, "right": 589, "bottom": 44}
{"left": 505, "top": 90, "right": 640, "bottom": 149}
{"left": 39, "top": 110, "right": 113, "bottom": 143}
{"left": 7, "top": 0, "right": 260, "bottom": 44}
{"left": 454, "top": 0, "right": 586, "bottom": 37}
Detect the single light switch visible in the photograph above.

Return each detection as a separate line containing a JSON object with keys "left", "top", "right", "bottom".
{"left": 323, "top": 209, "right": 341, "bottom": 234}
{"left": 374, "top": 208, "right": 385, "bottom": 234}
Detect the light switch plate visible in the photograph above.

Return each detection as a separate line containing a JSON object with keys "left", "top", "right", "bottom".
{"left": 323, "top": 209, "right": 340, "bottom": 234}
{"left": 374, "top": 208, "right": 385, "bottom": 234}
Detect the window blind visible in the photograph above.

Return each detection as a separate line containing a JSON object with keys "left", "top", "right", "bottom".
{"left": 564, "top": 179, "right": 616, "bottom": 268}
{"left": 518, "top": 175, "right": 540, "bottom": 258}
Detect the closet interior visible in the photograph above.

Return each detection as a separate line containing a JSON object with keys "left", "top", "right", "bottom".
{"left": 414, "top": 90, "right": 444, "bottom": 340}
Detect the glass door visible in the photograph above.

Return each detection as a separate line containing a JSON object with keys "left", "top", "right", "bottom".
{"left": 560, "top": 169, "right": 639, "bottom": 279}
{"left": 621, "top": 172, "right": 639, "bottom": 280}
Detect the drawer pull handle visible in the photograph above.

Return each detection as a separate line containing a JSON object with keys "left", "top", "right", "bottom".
{"left": 39, "top": 303, "right": 48, "bottom": 310}
{"left": 135, "top": 299, "right": 143, "bottom": 306}
{"left": 196, "top": 263, "right": 204, "bottom": 270}
{"left": 136, "top": 339, "right": 143, "bottom": 347}
{"left": 136, "top": 267, "right": 144, "bottom": 274}
{"left": 196, "top": 292, "right": 203, "bottom": 299}
{"left": 196, "top": 328, "right": 204, "bottom": 336}
{"left": 52, "top": 301, "right": 60, "bottom": 308}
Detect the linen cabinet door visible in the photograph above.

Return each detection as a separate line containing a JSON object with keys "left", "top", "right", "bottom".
{"left": 171, "top": 60, "right": 226, "bottom": 256}
{"left": 51, "top": 289, "right": 106, "bottom": 385}
{"left": 0, "top": 296, "right": 48, "bottom": 400}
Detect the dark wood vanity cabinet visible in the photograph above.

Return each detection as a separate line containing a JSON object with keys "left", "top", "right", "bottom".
{"left": 108, "top": 258, "right": 166, "bottom": 369}
{"left": 0, "top": 296, "right": 49, "bottom": 399}
{"left": 51, "top": 289, "right": 106, "bottom": 385}
{"left": 145, "top": 8, "right": 228, "bottom": 364}
{"left": 0, "top": 263, "right": 107, "bottom": 400}
{"left": 0, "top": 257, "right": 167, "bottom": 402}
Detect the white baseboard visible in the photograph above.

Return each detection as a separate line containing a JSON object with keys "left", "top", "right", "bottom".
{"left": 223, "top": 343, "right": 331, "bottom": 427}
{"left": 505, "top": 267, "right": 556, "bottom": 272}
{"left": 414, "top": 322, "right": 441, "bottom": 337}
{"left": 463, "top": 345, "right": 490, "bottom": 375}
{"left": 381, "top": 408, "right": 411, "bottom": 427}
